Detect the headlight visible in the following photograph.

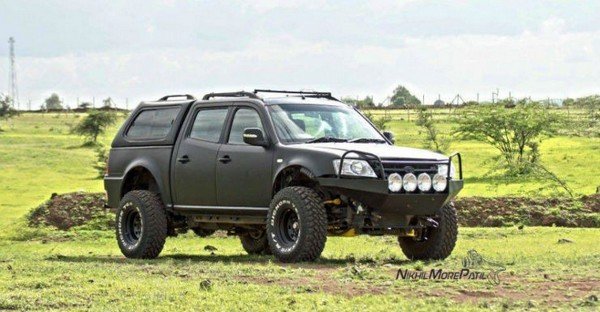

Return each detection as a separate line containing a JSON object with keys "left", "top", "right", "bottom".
{"left": 417, "top": 173, "right": 432, "bottom": 192}
{"left": 437, "top": 163, "right": 456, "bottom": 178}
{"left": 402, "top": 173, "right": 417, "bottom": 192}
{"left": 432, "top": 173, "right": 447, "bottom": 192}
{"left": 388, "top": 173, "right": 402, "bottom": 192}
{"left": 333, "top": 159, "right": 377, "bottom": 178}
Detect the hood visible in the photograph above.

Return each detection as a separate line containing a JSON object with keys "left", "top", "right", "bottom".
{"left": 293, "top": 143, "right": 448, "bottom": 161}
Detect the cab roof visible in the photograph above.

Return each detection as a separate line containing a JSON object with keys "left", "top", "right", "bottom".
{"left": 149, "top": 90, "right": 346, "bottom": 107}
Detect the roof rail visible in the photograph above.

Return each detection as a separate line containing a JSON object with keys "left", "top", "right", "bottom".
{"left": 253, "top": 89, "right": 338, "bottom": 101}
{"left": 157, "top": 94, "right": 196, "bottom": 101}
{"left": 202, "top": 91, "right": 260, "bottom": 101}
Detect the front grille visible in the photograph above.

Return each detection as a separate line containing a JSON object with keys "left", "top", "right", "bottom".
{"left": 378, "top": 159, "right": 445, "bottom": 178}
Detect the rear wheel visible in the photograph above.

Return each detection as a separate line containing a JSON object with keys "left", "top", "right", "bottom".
{"left": 116, "top": 190, "right": 167, "bottom": 259}
{"left": 192, "top": 228, "right": 216, "bottom": 237}
{"left": 398, "top": 203, "right": 458, "bottom": 260}
{"left": 267, "top": 186, "right": 327, "bottom": 263}
{"left": 240, "top": 230, "right": 271, "bottom": 255}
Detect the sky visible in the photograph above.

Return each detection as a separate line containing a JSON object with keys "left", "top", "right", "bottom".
{"left": 0, "top": 0, "right": 599, "bottom": 109}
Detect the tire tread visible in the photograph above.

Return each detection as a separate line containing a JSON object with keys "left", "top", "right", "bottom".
{"left": 399, "top": 203, "right": 458, "bottom": 260}
{"left": 267, "top": 186, "right": 327, "bottom": 262}
{"left": 117, "top": 190, "right": 167, "bottom": 259}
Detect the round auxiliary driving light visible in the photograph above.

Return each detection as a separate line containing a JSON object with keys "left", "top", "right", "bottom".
{"left": 432, "top": 174, "right": 448, "bottom": 192}
{"left": 417, "top": 173, "right": 432, "bottom": 192}
{"left": 402, "top": 173, "right": 417, "bottom": 192}
{"left": 388, "top": 173, "right": 402, "bottom": 192}
{"left": 350, "top": 161, "right": 364, "bottom": 175}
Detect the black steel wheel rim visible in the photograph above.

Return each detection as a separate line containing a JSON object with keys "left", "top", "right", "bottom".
{"left": 123, "top": 208, "right": 142, "bottom": 245}
{"left": 276, "top": 206, "right": 299, "bottom": 247}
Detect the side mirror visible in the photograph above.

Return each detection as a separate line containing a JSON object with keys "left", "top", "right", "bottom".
{"left": 383, "top": 131, "right": 395, "bottom": 144}
{"left": 243, "top": 128, "right": 269, "bottom": 147}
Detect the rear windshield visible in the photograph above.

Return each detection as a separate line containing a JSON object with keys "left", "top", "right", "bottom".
{"left": 127, "top": 107, "right": 180, "bottom": 139}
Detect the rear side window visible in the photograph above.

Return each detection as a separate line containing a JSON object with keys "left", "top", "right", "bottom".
{"left": 189, "top": 108, "right": 229, "bottom": 142}
{"left": 127, "top": 107, "right": 180, "bottom": 139}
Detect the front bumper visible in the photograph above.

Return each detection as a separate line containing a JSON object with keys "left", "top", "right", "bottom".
{"left": 317, "top": 177, "right": 463, "bottom": 216}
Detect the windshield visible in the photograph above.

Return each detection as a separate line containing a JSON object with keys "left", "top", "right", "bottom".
{"left": 268, "top": 104, "right": 386, "bottom": 144}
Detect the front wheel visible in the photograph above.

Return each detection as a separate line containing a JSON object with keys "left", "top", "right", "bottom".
{"left": 398, "top": 203, "right": 458, "bottom": 260}
{"left": 267, "top": 187, "right": 327, "bottom": 263}
{"left": 116, "top": 190, "right": 167, "bottom": 259}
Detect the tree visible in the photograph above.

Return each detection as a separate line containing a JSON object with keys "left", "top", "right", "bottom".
{"left": 44, "top": 93, "right": 63, "bottom": 110}
{"left": 562, "top": 98, "right": 575, "bottom": 107}
{"left": 390, "top": 85, "right": 421, "bottom": 107}
{"left": 416, "top": 107, "right": 450, "bottom": 153}
{"left": 574, "top": 95, "right": 600, "bottom": 124}
{"left": 342, "top": 96, "right": 376, "bottom": 109}
{"left": 102, "top": 97, "right": 113, "bottom": 108}
{"left": 71, "top": 110, "right": 117, "bottom": 144}
{"left": 78, "top": 102, "right": 92, "bottom": 110}
{"left": 454, "top": 99, "right": 561, "bottom": 174}
{"left": 0, "top": 94, "right": 17, "bottom": 130}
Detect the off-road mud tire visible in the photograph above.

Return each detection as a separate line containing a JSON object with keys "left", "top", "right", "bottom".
{"left": 398, "top": 203, "right": 458, "bottom": 260}
{"left": 240, "top": 230, "right": 271, "bottom": 255}
{"left": 116, "top": 190, "right": 167, "bottom": 259}
{"left": 192, "top": 228, "right": 216, "bottom": 237}
{"left": 267, "top": 186, "right": 327, "bottom": 263}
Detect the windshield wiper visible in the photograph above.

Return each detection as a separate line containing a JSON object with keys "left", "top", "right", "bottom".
{"left": 348, "top": 138, "right": 387, "bottom": 143}
{"left": 305, "top": 136, "right": 349, "bottom": 143}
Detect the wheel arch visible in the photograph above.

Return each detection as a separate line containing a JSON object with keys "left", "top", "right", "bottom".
{"left": 120, "top": 162, "right": 167, "bottom": 204}
{"left": 272, "top": 165, "right": 319, "bottom": 198}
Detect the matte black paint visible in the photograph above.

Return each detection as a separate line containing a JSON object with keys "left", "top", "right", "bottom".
{"left": 104, "top": 95, "right": 463, "bottom": 228}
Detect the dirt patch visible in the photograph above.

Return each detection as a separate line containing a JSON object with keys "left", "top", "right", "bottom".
{"left": 448, "top": 278, "right": 600, "bottom": 307}
{"left": 455, "top": 195, "right": 600, "bottom": 227}
{"left": 235, "top": 274, "right": 388, "bottom": 297}
{"left": 234, "top": 266, "right": 598, "bottom": 307}
{"left": 27, "top": 192, "right": 113, "bottom": 230}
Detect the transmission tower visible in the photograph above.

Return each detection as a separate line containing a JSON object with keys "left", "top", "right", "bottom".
{"left": 8, "top": 37, "right": 19, "bottom": 109}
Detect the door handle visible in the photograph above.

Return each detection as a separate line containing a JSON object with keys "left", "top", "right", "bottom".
{"left": 177, "top": 155, "right": 190, "bottom": 164}
{"left": 218, "top": 155, "right": 231, "bottom": 163}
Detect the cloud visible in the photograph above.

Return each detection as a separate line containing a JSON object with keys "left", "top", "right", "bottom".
{"left": 1, "top": 1, "right": 599, "bottom": 108}
{"left": 540, "top": 17, "right": 567, "bottom": 34}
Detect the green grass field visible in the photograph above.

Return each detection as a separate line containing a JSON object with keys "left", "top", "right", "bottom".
{"left": 0, "top": 112, "right": 598, "bottom": 311}
{"left": 367, "top": 108, "right": 600, "bottom": 197}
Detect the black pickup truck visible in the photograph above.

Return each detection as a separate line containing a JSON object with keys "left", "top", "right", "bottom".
{"left": 104, "top": 90, "right": 463, "bottom": 263}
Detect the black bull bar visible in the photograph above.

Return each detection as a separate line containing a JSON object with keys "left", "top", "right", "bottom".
{"left": 318, "top": 151, "right": 463, "bottom": 216}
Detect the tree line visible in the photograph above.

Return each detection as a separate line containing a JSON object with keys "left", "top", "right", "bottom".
{"left": 343, "top": 85, "right": 421, "bottom": 109}
{"left": 36, "top": 93, "right": 121, "bottom": 112}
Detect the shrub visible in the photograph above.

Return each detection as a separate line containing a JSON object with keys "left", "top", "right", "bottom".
{"left": 71, "top": 110, "right": 117, "bottom": 144}
{"left": 454, "top": 100, "right": 561, "bottom": 175}
{"left": 363, "top": 111, "right": 392, "bottom": 130}
{"left": 93, "top": 145, "right": 108, "bottom": 179}
{"left": 415, "top": 106, "right": 450, "bottom": 153}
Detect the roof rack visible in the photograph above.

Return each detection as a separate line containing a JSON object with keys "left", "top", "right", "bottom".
{"left": 202, "top": 91, "right": 260, "bottom": 101}
{"left": 253, "top": 89, "right": 338, "bottom": 101}
{"left": 157, "top": 94, "right": 196, "bottom": 101}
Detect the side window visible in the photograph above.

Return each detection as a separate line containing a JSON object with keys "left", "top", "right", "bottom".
{"left": 189, "top": 108, "right": 229, "bottom": 142}
{"left": 127, "top": 107, "right": 180, "bottom": 139}
{"left": 228, "top": 108, "right": 264, "bottom": 144}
